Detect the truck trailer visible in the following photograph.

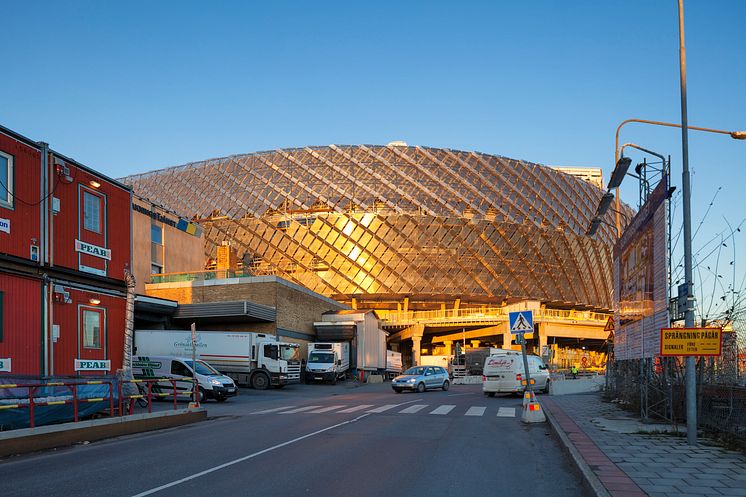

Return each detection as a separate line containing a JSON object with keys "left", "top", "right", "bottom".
{"left": 134, "top": 329, "right": 301, "bottom": 389}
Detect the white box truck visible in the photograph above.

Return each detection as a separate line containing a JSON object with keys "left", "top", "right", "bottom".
{"left": 314, "top": 310, "right": 388, "bottom": 373}
{"left": 134, "top": 330, "right": 301, "bottom": 389}
{"left": 305, "top": 342, "right": 350, "bottom": 384}
{"left": 386, "top": 350, "right": 402, "bottom": 377}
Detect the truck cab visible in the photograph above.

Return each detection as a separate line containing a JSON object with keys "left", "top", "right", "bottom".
{"left": 305, "top": 342, "right": 350, "bottom": 384}
{"left": 255, "top": 340, "right": 302, "bottom": 388}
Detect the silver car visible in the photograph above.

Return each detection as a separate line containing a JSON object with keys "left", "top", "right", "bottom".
{"left": 392, "top": 366, "right": 450, "bottom": 393}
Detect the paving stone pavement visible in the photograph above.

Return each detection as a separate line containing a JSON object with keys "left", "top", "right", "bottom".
{"left": 542, "top": 392, "right": 746, "bottom": 497}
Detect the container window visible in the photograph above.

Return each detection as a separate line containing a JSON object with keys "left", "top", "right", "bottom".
{"left": 0, "top": 151, "right": 13, "bottom": 209}
{"left": 83, "top": 191, "right": 102, "bottom": 233}
{"left": 82, "top": 308, "right": 102, "bottom": 349}
{"left": 0, "top": 291, "right": 3, "bottom": 342}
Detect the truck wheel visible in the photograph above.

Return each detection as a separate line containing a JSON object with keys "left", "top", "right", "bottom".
{"left": 251, "top": 373, "right": 270, "bottom": 390}
{"left": 417, "top": 382, "right": 426, "bottom": 393}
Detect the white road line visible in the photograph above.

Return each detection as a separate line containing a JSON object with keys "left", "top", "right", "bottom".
{"left": 429, "top": 405, "right": 456, "bottom": 415}
{"left": 130, "top": 413, "right": 372, "bottom": 497}
{"left": 497, "top": 407, "right": 516, "bottom": 417}
{"left": 367, "top": 399, "right": 418, "bottom": 413}
{"left": 399, "top": 404, "right": 428, "bottom": 414}
{"left": 250, "top": 406, "right": 296, "bottom": 415}
{"left": 465, "top": 406, "right": 486, "bottom": 416}
{"left": 280, "top": 405, "right": 323, "bottom": 414}
{"left": 367, "top": 404, "right": 399, "bottom": 413}
{"left": 337, "top": 404, "right": 374, "bottom": 413}
{"left": 307, "top": 405, "right": 347, "bottom": 414}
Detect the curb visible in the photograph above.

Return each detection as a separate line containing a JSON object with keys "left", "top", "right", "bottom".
{"left": 0, "top": 408, "right": 207, "bottom": 458}
{"left": 540, "top": 399, "right": 611, "bottom": 497}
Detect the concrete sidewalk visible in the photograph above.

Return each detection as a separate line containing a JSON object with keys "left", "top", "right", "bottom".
{"left": 541, "top": 392, "right": 746, "bottom": 497}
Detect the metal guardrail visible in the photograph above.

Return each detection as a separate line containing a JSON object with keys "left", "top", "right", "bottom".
{"left": 382, "top": 307, "right": 610, "bottom": 327}
{"left": 0, "top": 377, "right": 195, "bottom": 428}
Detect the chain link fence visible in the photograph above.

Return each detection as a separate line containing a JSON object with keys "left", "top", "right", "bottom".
{"left": 605, "top": 332, "right": 746, "bottom": 445}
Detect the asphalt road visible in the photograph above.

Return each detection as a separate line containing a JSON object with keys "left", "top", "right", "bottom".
{"left": 0, "top": 382, "right": 589, "bottom": 497}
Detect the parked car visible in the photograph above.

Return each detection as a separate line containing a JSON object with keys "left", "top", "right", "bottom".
{"left": 392, "top": 366, "right": 450, "bottom": 393}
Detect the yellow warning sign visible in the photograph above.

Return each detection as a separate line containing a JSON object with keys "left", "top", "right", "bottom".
{"left": 604, "top": 316, "right": 615, "bottom": 332}
{"left": 660, "top": 327, "right": 722, "bottom": 356}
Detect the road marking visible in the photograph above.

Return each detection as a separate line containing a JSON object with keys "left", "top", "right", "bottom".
{"left": 250, "top": 406, "right": 296, "bottom": 415}
{"left": 497, "top": 407, "right": 516, "bottom": 417}
{"left": 399, "top": 404, "right": 428, "bottom": 414}
{"left": 307, "top": 405, "right": 347, "bottom": 413}
{"left": 130, "top": 413, "right": 372, "bottom": 497}
{"left": 280, "top": 405, "right": 323, "bottom": 414}
{"left": 465, "top": 406, "right": 486, "bottom": 416}
{"left": 430, "top": 405, "right": 456, "bottom": 415}
{"left": 446, "top": 392, "right": 473, "bottom": 397}
{"left": 337, "top": 404, "right": 374, "bottom": 413}
{"left": 367, "top": 404, "right": 399, "bottom": 413}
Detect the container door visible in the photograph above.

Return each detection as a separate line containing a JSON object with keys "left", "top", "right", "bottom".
{"left": 78, "top": 306, "right": 107, "bottom": 374}
{"left": 77, "top": 185, "right": 108, "bottom": 277}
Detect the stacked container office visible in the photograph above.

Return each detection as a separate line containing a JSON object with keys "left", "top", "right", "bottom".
{"left": 0, "top": 124, "right": 131, "bottom": 377}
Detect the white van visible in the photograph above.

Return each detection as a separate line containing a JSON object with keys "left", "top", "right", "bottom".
{"left": 482, "top": 349, "right": 550, "bottom": 396}
{"left": 132, "top": 355, "right": 238, "bottom": 402}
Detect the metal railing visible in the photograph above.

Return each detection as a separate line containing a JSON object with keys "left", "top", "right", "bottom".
{"left": 0, "top": 377, "right": 196, "bottom": 429}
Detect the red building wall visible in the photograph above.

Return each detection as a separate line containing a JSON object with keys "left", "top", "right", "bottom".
{"left": 50, "top": 159, "right": 131, "bottom": 282}
{"left": 0, "top": 273, "right": 42, "bottom": 375}
{"left": 0, "top": 131, "right": 41, "bottom": 261}
{"left": 50, "top": 287, "right": 126, "bottom": 376}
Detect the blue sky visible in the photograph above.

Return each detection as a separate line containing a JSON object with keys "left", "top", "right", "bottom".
{"left": 3, "top": 1, "right": 745, "bottom": 319}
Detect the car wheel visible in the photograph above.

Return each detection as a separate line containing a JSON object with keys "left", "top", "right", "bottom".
{"left": 487, "top": 392, "right": 495, "bottom": 397}
{"left": 543, "top": 380, "right": 551, "bottom": 394}
{"left": 251, "top": 373, "right": 270, "bottom": 390}
{"left": 442, "top": 380, "right": 450, "bottom": 391}
{"left": 216, "top": 395, "right": 227, "bottom": 402}
{"left": 393, "top": 388, "right": 402, "bottom": 394}
{"left": 193, "top": 387, "right": 206, "bottom": 403}
{"left": 416, "top": 382, "right": 426, "bottom": 393}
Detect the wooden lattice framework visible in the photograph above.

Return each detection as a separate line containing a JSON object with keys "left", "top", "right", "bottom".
{"left": 122, "top": 145, "right": 627, "bottom": 310}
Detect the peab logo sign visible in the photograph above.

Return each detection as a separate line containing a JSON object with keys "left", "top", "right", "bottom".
{"left": 0, "top": 218, "right": 9, "bottom": 234}
{"left": 0, "top": 358, "right": 11, "bottom": 372}
{"left": 75, "top": 239, "right": 112, "bottom": 260}
{"left": 74, "top": 359, "right": 111, "bottom": 371}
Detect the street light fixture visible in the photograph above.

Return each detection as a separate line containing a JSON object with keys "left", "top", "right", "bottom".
{"left": 596, "top": 192, "right": 615, "bottom": 217}
{"left": 608, "top": 157, "right": 632, "bottom": 189}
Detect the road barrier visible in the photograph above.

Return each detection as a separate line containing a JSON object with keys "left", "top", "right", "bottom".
{"left": 0, "top": 377, "right": 195, "bottom": 429}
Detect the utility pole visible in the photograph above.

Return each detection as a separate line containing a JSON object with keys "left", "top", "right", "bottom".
{"left": 677, "top": 0, "right": 697, "bottom": 445}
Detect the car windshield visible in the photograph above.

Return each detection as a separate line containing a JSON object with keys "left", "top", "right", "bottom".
{"left": 281, "top": 345, "right": 300, "bottom": 361}
{"left": 185, "top": 360, "right": 220, "bottom": 376}
{"left": 404, "top": 367, "right": 426, "bottom": 376}
{"left": 309, "top": 352, "right": 334, "bottom": 363}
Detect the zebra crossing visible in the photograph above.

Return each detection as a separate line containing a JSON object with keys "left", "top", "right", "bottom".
{"left": 250, "top": 403, "right": 518, "bottom": 418}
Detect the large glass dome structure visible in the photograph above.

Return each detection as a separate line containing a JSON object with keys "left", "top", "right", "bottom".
{"left": 122, "top": 144, "right": 623, "bottom": 311}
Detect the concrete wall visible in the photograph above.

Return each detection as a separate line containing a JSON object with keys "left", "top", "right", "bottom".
{"left": 145, "top": 276, "right": 348, "bottom": 356}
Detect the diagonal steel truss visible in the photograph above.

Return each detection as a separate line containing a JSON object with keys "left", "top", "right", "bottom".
{"left": 122, "top": 145, "right": 628, "bottom": 310}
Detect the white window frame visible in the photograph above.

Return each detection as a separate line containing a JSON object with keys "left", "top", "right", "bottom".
{"left": 82, "top": 307, "right": 103, "bottom": 349}
{"left": 83, "top": 190, "right": 102, "bottom": 233}
{"left": 0, "top": 150, "right": 13, "bottom": 209}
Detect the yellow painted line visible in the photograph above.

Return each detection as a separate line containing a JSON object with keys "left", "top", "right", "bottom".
{"left": 47, "top": 382, "right": 65, "bottom": 386}
{"left": 0, "top": 384, "right": 18, "bottom": 388}
{"left": 85, "top": 381, "right": 103, "bottom": 385}
{"left": 45, "top": 401, "right": 67, "bottom": 406}
{"left": 0, "top": 404, "right": 20, "bottom": 409}
{"left": 85, "top": 398, "right": 104, "bottom": 402}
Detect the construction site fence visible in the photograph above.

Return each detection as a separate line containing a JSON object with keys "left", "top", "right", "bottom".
{"left": 605, "top": 356, "right": 746, "bottom": 446}
{"left": 0, "top": 376, "right": 195, "bottom": 431}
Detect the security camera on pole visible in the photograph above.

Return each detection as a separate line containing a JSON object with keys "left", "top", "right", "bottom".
{"left": 509, "top": 310, "right": 545, "bottom": 423}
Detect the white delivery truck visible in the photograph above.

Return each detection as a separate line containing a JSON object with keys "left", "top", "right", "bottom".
{"left": 132, "top": 355, "right": 238, "bottom": 402}
{"left": 305, "top": 342, "right": 350, "bottom": 384}
{"left": 134, "top": 330, "right": 301, "bottom": 389}
{"left": 313, "top": 310, "right": 388, "bottom": 374}
{"left": 481, "top": 349, "right": 550, "bottom": 396}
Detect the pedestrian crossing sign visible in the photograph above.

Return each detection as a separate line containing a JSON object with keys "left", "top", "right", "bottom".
{"left": 509, "top": 310, "right": 534, "bottom": 334}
